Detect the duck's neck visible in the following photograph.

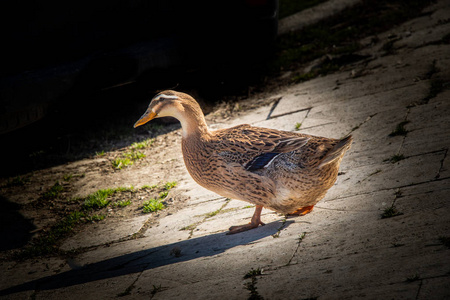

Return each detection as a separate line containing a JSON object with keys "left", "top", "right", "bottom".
{"left": 179, "top": 105, "right": 210, "bottom": 139}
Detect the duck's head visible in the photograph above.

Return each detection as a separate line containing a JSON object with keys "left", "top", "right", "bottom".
{"left": 134, "top": 90, "right": 207, "bottom": 136}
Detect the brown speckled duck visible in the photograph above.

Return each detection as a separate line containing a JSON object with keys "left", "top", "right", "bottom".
{"left": 134, "top": 90, "right": 352, "bottom": 234}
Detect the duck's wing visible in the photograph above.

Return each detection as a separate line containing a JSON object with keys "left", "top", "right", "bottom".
{"left": 212, "top": 125, "right": 309, "bottom": 171}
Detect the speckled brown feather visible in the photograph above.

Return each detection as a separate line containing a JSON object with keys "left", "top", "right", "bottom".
{"left": 141, "top": 90, "right": 353, "bottom": 214}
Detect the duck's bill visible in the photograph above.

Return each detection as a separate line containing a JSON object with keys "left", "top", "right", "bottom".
{"left": 133, "top": 110, "right": 158, "bottom": 128}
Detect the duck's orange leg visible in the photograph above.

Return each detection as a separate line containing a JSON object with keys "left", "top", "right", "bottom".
{"left": 289, "top": 205, "right": 315, "bottom": 216}
{"left": 227, "top": 205, "right": 265, "bottom": 235}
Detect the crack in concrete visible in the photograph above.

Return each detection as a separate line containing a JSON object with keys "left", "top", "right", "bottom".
{"left": 270, "top": 107, "right": 312, "bottom": 120}
{"left": 271, "top": 216, "right": 287, "bottom": 238}
{"left": 348, "top": 113, "right": 378, "bottom": 135}
{"left": 265, "top": 97, "right": 312, "bottom": 120}
{"left": 416, "top": 273, "right": 450, "bottom": 300}
{"left": 117, "top": 269, "right": 145, "bottom": 297}
{"left": 415, "top": 278, "right": 424, "bottom": 300}
{"left": 435, "top": 148, "right": 448, "bottom": 179}
{"left": 387, "top": 188, "right": 403, "bottom": 217}
{"left": 359, "top": 168, "right": 382, "bottom": 184}
{"left": 384, "top": 147, "right": 447, "bottom": 167}
{"left": 189, "top": 196, "right": 228, "bottom": 205}
{"left": 244, "top": 275, "right": 264, "bottom": 300}
{"left": 185, "top": 198, "right": 231, "bottom": 238}
{"left": 395, "top": 108, "right": 411, "bottom": 155}
{"left": 286, "top": 232, "right": 307, "bottom": 266}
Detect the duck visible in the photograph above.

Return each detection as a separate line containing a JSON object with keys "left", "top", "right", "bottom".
{"left": 134, "top": 90, "right": 352, "bottom": 234}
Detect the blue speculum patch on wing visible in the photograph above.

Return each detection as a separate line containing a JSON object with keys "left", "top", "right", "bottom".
{"left": 245, "top": 152, "right": 280, "bottom": 171}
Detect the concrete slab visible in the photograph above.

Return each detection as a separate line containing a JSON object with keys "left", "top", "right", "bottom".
{"left": 418, "top": 277, "right": 450, "bottom": 300}
{"left": 403, "top": 90, "right": 450, "bottom": 156}
{"left": 61, "top": 215, "right": 150, "bottom": 251}
{"left": 278, "top": 0, "right": 362, "bottom": 35}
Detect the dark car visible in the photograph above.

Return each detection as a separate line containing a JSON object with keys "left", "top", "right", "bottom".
{"left": 0, "top": 0, "right": 278, "bottom": 134}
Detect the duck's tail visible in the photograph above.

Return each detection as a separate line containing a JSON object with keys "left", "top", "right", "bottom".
{"left": 318, "top": 135, "right": 353, "bottom": 168}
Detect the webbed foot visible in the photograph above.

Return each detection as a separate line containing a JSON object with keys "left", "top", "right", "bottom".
{"left": 288, "top": 205, "right": 315, "bottom": 216}
{"left": 227, "top": 220, "right": 265, "bottom": 234}
{"left": 227, "top": 205, "right": 264, "bottom": 235}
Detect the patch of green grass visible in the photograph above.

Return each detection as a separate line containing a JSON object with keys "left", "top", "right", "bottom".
{"left": 115, "top": 186, "right": 135, "bottom": 193}
{"left": 295, "top": 122, "right": 302, "bottom": 130}
{"left": 117, "top": 285, "right": 134, "bottom": 297}
{"left": 381, "top": 205, "right": 403, "bottom": 219}
{"left": 142, "top": 198, "right": 165, "bottom": 213}
{"left": 164, "top": 181, "right": 177, "bottom": 190}
{"left": 389, "top": 121, "right": 410, "bottom": 137}
{"left": 85, "top": 214, "right": 105, "bottom": 222}
{"left": 389, "top": 154, "right": 406, "bottom": 163}
{"left": 124, "top": 150, "right": 146, "bottom": 160}
{"left": 112, "top": 148, "right": 146, "bottom": 170}
{"left": 205, "top": 209, "right": 221, "bottom": 218}
{"left": 114, "top": 199, "right": 132, "bottom": 207}
{"left": 95, "top": 150, "right": 105, "bottom": 157}
{"left": 63, "top": 174, "right": 73, "bottom": 182}
{"left": 82, "top": 186, "right": 134, "bottom": 210}
{"left": 244, "top": 268, "right": 263, "bottom": 279}
{"left": 67, "top": 210, "right": 86, "bottom": 221}
{"left": 142, "top": 184, "right": 158, "bottom": 190}
{"left": 17, "top": 211, "right": 85, "bottom": 258}
{"left": 298, "top": 232, "right": 307, "bottom": 241}
{"left": 131, "top": 139, "right": 154, "bottom": 150}
{"left": 112, "top": 157, "right": 133, "bottom": 169}
{"left": 83, "top": 189, "right": 114, "bottom": 209}
{"left": 41, "top": 181, "right": 64, "bottom": 200}
{"left": 201, "top": 200, "right": 231, "bottom": 219}
{"left": 244, "top": 268, "right": 264, "bottom": 300}
{"left": 138, "top": 182, "right": 176, "bottom": 210}
{"left": 180, "top": 223, "right": 199, "bottom": 231}
{"left": 17, "top": 185, "right": 141, "bottom": 259}
{"left": 150, "top": 284, "right": 165, "bottom": 296}
{"left": 151, "top": 284, "right": 163, "bottom": 295}
{"left": 159, "top": 191, "right": 169, "bottom": 199}
{"left": 5, "top": 175, "right": 31, "bottom": 187}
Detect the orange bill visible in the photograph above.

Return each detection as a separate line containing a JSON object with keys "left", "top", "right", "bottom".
{"left": 134, "top": 110, "right": 158, "bottom": 128}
